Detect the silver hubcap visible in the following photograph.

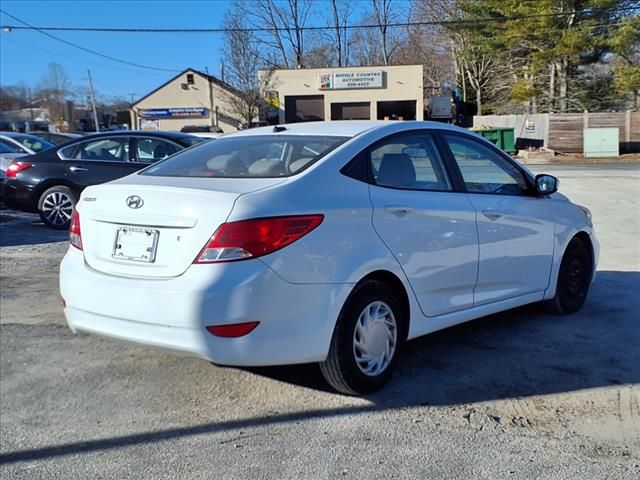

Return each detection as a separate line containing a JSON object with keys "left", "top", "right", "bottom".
{"left": 353, "top": 301, "right": 397, "bottom": 376}
{"left": 42, "top": 192, "right": 74, "bottom": 226}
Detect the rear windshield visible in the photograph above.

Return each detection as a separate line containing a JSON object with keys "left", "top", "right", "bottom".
{"left": 0, "top": 141, "right": 19, "bottom": 154}
{"left": 141, "top": 135, "right": 348, "bottom": 178}
{"left": 10, "top": 134, "right": 54, "bottom": 153}
{"left": 176, "top": 135, "right": 206, "bottom": 147}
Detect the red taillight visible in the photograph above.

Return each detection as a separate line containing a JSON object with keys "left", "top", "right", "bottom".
{"left": 195, "top": 214, "right": 324, "bottom": 263}
{"left": 6, "top": 162, "right": 33, "bottom": 178}
{"left": 206, "top": 322, "right": 260, "bottom": 338}
{"left": 69, "top": 210, "right": 82, "bottom": 250}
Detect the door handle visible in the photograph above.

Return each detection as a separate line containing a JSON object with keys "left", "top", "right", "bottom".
{"left": 69, "top": 166, "right": 88, "bottom": 172}
{"left": 482, "top": 210, "right": 503, "bottom": 220}
{"left": 384, "top": 206, "right": 413, "bottom": 215}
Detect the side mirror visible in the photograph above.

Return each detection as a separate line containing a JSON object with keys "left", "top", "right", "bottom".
{"left": 535, "top": 174, "right": 558, "bottom": 195}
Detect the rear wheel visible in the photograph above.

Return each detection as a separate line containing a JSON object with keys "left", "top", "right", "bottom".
{"left": 38, "top": 186, "right": 76, "bottom": 230}
{"left": 320, "top": 280, "right": 404, "bottom": 395}
{"left": 545, "top": 237, "right": 592, "bottom": 315}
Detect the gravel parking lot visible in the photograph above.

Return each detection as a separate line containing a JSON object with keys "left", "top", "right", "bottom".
{"left": 1, "top": 164, "right": 639, "bottom": 479}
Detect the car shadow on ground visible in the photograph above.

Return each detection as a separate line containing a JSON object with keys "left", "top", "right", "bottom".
{"left": 249, "top": 271, "right": 640, "bottom": 405}
{"left": 1, "top": 271, "right": 638, "bottom": 465}
{"left": 0, "top": 210, "right": 68, "bottom": 247}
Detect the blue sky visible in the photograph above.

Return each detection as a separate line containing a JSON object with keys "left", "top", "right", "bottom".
{"left": 0, "top": 1, "right": 236, "bottom": 102}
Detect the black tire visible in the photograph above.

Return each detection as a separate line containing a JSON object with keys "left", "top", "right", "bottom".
{"left": 38, "top": 186, "right": 76, "bottom": 230}
{"left": 320, "top": 280, "right": 405, "bottom": 395}
{"left": 545, "top": 237, "right": 593, "bottom": 315}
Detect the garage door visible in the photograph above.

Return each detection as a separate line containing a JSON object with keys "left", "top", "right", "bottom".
{"left": 331, "top": 102, "right": 371, "bottom": 120}
{"left": 377, "top": 100, "right": 417, "bottom": 121}
{"left": 284, "top": 95, "right": 325, "bottom": 123}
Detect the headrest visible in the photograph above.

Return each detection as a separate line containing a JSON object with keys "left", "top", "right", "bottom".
{"left": 377, "top": 153, "right": 416, "bottom": 187}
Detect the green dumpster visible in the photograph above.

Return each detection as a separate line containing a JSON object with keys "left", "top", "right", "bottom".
{"left": 474, "top": 128, "right": 516, "bottom": 154}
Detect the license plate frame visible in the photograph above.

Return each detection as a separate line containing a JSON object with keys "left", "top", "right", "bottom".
{"left": 112, "top": 226, "right": 159, "bottom": 263}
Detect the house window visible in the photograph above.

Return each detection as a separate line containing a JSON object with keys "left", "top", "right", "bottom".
{"left": 186, "top": 73, "right": 195, "bottom": 85}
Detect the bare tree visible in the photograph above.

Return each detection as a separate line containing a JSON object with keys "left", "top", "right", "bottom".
{"left": 350, "top": 16, "right": 384, "bottom": 66}
{"left": 324, "top": 0, "right": 354, "bottom": 67}
{"left": 303, "top": 39, "right": 337, "bottom": 68}
{"left": 238, "top": 0, "right": 312, "bottom": 68}
{"left": 462, "top": 50, "right": 494, "bottom": 116}
{"left": 371, "top": 0, "right": 403, "bottom": 65}
{"left": 396, "top": 2, "right": 456, "bottom": 109}
{"left": 221, "top": 3, "right": 276, "bottom": 128}
{"left": 0, "top": 84, "right": 30, "bottom": 111}
{"left": 35, "top": 63, "right": 70, "bottom": 122}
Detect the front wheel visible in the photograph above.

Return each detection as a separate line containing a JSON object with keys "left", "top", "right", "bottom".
{"left": 38, "top": 186, "right": 76, "bottom": 230}
{"left": 320, "top": 280, "right": 404, "bottom": 395}
{"left": 545, "top": 237, "right": 593, "bottom": 315}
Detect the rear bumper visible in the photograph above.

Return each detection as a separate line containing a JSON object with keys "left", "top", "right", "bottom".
{"left": 2, "top": 179, "right": 38, "bottom": 212}
{"left": 60, "top": 247, "right": 353, "bottom": 366}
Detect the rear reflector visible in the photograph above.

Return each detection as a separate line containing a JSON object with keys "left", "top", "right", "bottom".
{"left": 206, "top": 322, "right": 260, "bottom": 338}
{"left": 6, "top": 162, "right": 33, "bottom": 178}
{"left": 195, "top": 214, "right": 324, "bottom": 263}
{"left": 69, "top": 210, "right": 82, "bottom": 250}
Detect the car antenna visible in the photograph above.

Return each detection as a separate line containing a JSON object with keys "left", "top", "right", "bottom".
{"left": 273, "top": 125, "right": 287, "bottom": 133}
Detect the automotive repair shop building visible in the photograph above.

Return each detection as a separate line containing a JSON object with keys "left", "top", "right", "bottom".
{"left": 130, "top": 64, "right": 425, "bottom": 131}
{"left": 129, "top": 68, "right": 243, "bottom": 133}
{"left": 262, "top": 64, "right": 424, "bottom": 124}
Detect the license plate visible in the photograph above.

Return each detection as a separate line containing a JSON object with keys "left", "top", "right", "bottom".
{"left": 112, "top": 227, "right": 159, "bottom": 263}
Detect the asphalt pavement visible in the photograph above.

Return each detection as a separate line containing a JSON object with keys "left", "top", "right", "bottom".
{"left": 1, "top": 163, "right": 639, "bottom": 479}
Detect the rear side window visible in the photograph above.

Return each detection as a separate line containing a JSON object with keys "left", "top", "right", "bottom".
{"left": 141, "top": 135, "right": 347, "bottom": 178}
{"left": 368, "top": 133, "right": 451, "bottom": 191}
{"left": 62, "top": 138, "right": 130, "bottom": 162}
{"left": 136, "top": 138, "right": 179, "bottom": 163}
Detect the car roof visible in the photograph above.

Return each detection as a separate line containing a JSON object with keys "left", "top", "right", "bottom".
{"left": 187, "top": 132, "right": 223, "bottom": 138}
{"left": 0, "top": 131, "right": 53, "bottom": 140}
{"left": 49, "top": 130, "right": 194, "bottom": 141}
{"left": 80, "top": 130, "right": 196, "bottom": 139}
{"left": 40, "top": 132, "right": 82, "bottom": 137}
{"left": 221, "top": 120, "right": 465, "bottom": 138}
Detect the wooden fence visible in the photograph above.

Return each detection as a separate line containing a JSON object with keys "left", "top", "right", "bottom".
{"left": 548, "top": 111, "right": 639, "bottom": 153}
{"left": 475, "top": 111, "right": 639, "bottom": 153}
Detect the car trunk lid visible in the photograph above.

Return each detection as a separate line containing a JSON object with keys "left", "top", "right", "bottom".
{"left": 79, "top": 176, "right": 285, "bottom": 278}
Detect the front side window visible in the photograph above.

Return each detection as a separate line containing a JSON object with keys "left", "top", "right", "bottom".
{"left": 142, "top": 135, "right": 347, "bottom": 178}
{"left": 368, "top": 133, "right": 451, "bottom": 191}
{"left": 445, "top": 134, "right": 529, "bottom": 195}
{"left": 136, "top": 138, "right": 179, "bottom": 163}
{"left": 63, "top": 137, "right": 129, "bottom": 162}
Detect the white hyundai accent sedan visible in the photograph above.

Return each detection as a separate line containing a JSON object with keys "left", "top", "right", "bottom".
{"left": 60, "top": 121, "right": 598, "bottom": 394}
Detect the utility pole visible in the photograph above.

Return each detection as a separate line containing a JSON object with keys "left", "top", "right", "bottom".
{"left": 87, "top": 69, "right": 100, "bottom": 132}
{"left": 28, "top": 87, "right": 34, "bottom": 123}
{"left": 205, "top": 66, "right": 216, "bottom": 129}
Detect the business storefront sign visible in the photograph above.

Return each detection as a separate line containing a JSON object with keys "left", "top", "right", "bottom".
{"left": 139, "top": 107, "right": 209, "bottom": 119}
{"left": 140, "top": 119, "right": 160, "bottom": 131}
{"left": 318, "top": 71, "right": 384, "bottom": 90}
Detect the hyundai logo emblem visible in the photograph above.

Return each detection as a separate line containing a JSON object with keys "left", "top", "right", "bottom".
{"left": 126, "top": 195, "right": 144, "bottom": 209}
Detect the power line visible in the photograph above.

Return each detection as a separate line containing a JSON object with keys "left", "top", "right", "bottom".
{"left": 1, "top": 6, "right": 636, "bottom": 34}
{"left": 0, "top": 9, "right": 181, "bottom": 73}
{"left": 0, "top": 35, "right": 171, "bottom": 77}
